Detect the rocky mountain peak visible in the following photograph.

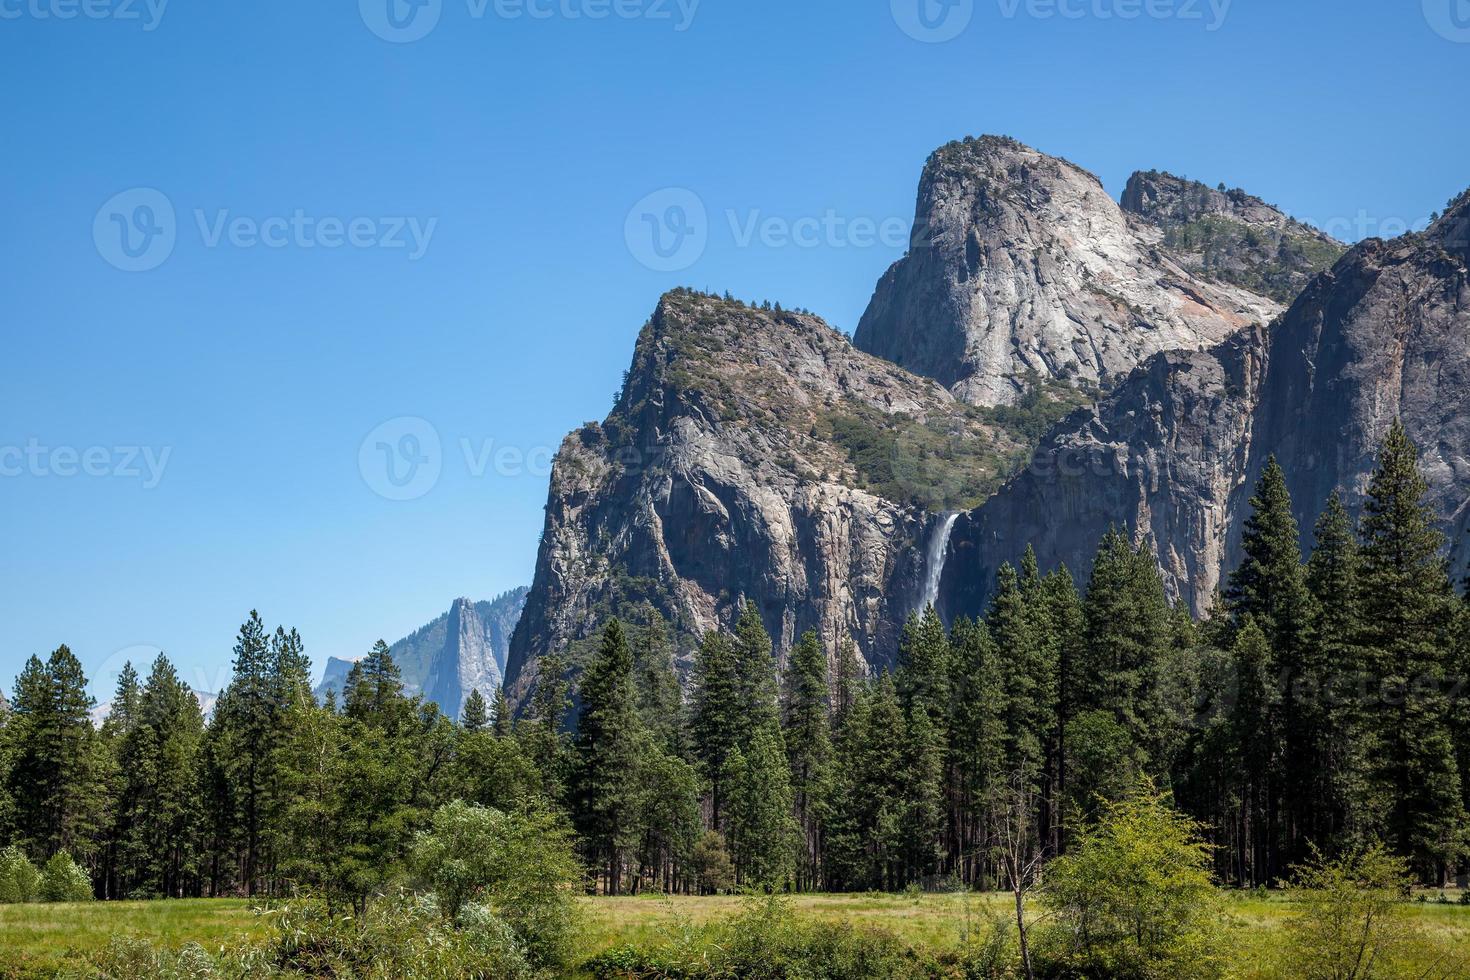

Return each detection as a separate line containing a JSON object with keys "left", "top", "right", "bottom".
{"left": 505, "top": 289, "right": 1042, "bottom": 708}
{"left": 1120, "top": 169, "right": 1346, "bottom": 304}
{"left": 856, "top": 136, "right": 1280, "bottom": 407}
{"left": 315, "top": 588, "right": 528, "bottom": 719}
{"left": 1428, "top": 187, "right": 1470, "bottom": 259}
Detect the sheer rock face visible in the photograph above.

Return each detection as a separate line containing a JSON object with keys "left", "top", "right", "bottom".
{"left": 1121, "top": 170, "right": 1346, "bottom": 304}
{"left": 316, "top": 588, "right": 528, "bottom": 719}
{"left": 855, "top": 136, "right": 1280, "bottom": 407}
{"left": 943, "top": 325, "right": 1266, "bottom": 616}
{"left": 504, "top": 291, "right": 1021, "bottom": 708}
{"left": 1246, "top": 205, "right": 1470, "bottom": 568}
{"left": 943, "top": 194, "right": 1470, "bottom": 616}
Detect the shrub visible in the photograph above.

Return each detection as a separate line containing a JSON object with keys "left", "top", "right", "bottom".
{"left": 263, "top": 893, "right": 534, "bottom": 979}
{"left": 38, "top": 851, "right": 93, "bottom": 903}
{"left": 1284, "top": 843, "right": 1416, "bottom": 980}
{"left": 0, "top": 846, "right": 41, "bottom": 903}
{"left": 409, "top": 800, "right": 582, "bottom": 969}
{"left": 585, "top": 895, "right": 928, "bottom": 979}
{"left": 1043, "top": 782, "right": 1224, "bottom": 979}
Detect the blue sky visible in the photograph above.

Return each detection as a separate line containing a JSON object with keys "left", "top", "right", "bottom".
{"left": 2, "top": 0, "right": 1467, "bottom": 699}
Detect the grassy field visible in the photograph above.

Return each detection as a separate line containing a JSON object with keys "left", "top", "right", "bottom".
{"left": 1, "top": 891, "right": 1467, "bottom": 977}
{"left": 0, "top": 899, "right": 263, "bottom": 976}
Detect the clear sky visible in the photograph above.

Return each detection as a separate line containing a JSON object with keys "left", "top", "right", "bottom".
{"left": 2, "top": 0, "right": 1467, "bottom": 699}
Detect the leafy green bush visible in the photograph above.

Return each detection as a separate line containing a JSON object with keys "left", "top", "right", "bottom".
{"left": 1284, "top": 843, "right": 1416, "bottom": 980}
{"left": 585, "top": 895, "right": 928, "bottom": 979}
{"left": 0, "top": 846, "right": 42, "bottom": 903}
{"left": 409, "top": 800, "right": 582, "bottom": 969}
{"left": 39, "top": 852, "right": 93, "bottom": 903}
{"left": 1043, "top": 783, "right": 1224, "bottom": 979}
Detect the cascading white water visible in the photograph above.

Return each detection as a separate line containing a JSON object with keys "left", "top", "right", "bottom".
{"left": 919, "top": 513, "right": 960, "bottom": 615}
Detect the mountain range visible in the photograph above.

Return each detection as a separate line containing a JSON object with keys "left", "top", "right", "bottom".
{"left": 317, "top": 588, "right": 528, "bottom": 719}
{"left": 503, "top": 135, "right": 1468, "bottom": 709}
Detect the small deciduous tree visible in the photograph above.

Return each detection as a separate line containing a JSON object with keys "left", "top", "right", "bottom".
{"left": 1045, "top": 781, "right": 1223, "bottom": 979}
{"left": 1285, "top": 843, "right": 1415, "bottom": 980}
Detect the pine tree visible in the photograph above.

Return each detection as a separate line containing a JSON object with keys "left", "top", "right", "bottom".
{"left": 491, "top": 687, "right": 513, "bottom": 738}
{"left": 781, "top": 630, "right": 832, "bottom": 890}
{"left": 208, "top": 611, "right": 275, "bottom": 894}
{"left": 119, "top": 655, "right": 205, "bottom": 897}
{"left": 1229, "top": 620, "right": 1282, "bottom": 886}
{"left": 631, "top": 608, "right": 684, "bottom": 755}
{"left": 1228, "top": 459, "right": 1316, "bottom": 868}
{"left": 1081, "top": 531, "right": 1173, "bottom": 769}
{"left": 897, "top": 607, "right": 951, "bottom": 723}
{"left": 1304, "top": 491, "right": 1378, "bottom": 849}
{"left": 572, "top": 620, "right": 643, "bottom": 893}
{"left": 990, "top": 564, "right": 1049, "bottom": 784}
{"left": 343, "top": 640, "right": 410, "bottom": 733}
{"left": 722, "top": 725, "right": 796, "bottom": 890}
{"left": 1358, "top": 421, "right": 1467, "bottom": 881}
{"left": 520, "top": 653, "right": 570, "bottom": 805}
{"left": 733, "top": 602, "right": 779, "bottom": 738}
{"left": 4, "top": 647, "right": 104, "bottom": 865}
{"left": 900, "top": 703, "right": 946, "bottom": 883}
{"left": 948, "top": 616, "right": 1006, "bottom": 886}
{"left": 460, "top": 689, "right": 488, "bottom": 733}
{"left": 690, "top": 630, "right": 741, "bottom": 828}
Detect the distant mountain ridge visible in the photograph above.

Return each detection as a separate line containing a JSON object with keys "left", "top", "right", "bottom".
{"left": 316, "top": 588, "right": 528, "bottom": 719}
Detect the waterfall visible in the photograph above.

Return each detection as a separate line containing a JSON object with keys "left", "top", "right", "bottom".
{"left": 919, "top": 513, "right": 959, "bottom": 616}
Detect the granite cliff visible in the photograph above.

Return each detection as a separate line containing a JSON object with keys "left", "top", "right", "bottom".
{"left": 855, "top": 136, "right": 1281, "bottom": 407}
{"left": 942, "top": 190, "right": 1470, "bottom": 615}
{"left": 503, "top": 289, "right": 1033, "bottom": 705}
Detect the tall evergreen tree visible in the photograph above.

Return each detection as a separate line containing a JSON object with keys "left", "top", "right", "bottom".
{"left": 460, "top": 689, "right": 488, "bottom": 734}
{"left": 732, "top": 602, "right": 779, "bottom": 738}
{"left": 898, "top": 607, "right": 951, "bottom": 723}
{"left": 948, "top": 616, "right": 1006, "bottom": 886}
{"left": 1304, "top": 491, "right": 1378, "bottom": 849}
{"left": 490, "top": 686, "right": 513, "bottom": 738}
{"left": 631, "top": 608, "right": 684, "bottom": 755}
{"left": 722, "top": 725, "right": 796, "bottom": 890}
{"left": 117, "top": 655, "right": 205, "bottom": 897}
{"left": 4, "top": 647, "right": 104, "bottom": 865}
{"left": 990, "top": 564, "right": 1050, "bottom": 785}
{"left": 1358, "top": 421, "right": 1467, "bottom": 881}
{"left": 572, "top": 620, "right": 643, "bottom": 893}
{"left": 1228, "top": 459, "right": 1316, "bottom": 866}
{"left": 520, "top": 653, "right": 570, "bottom": 805}
{"left": 343, "top": 640, "right": 410, "bottom": 733}
{"left": 782, "top": 630, "right": 833, "bottom": 891}
{"left": 690, "top": 630, "right": 741, "bottom": 828}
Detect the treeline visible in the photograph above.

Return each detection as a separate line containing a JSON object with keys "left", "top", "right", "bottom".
{"left": 0, "top": 422, "right": 1466, "bottom": 905}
